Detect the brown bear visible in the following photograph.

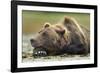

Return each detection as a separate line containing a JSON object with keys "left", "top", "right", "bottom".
{"left": 30, "top": 16, "right": 90, "bottom": 57}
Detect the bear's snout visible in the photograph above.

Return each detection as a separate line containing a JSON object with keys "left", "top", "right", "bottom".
{"left": 30, "top": 38, "right": 37, "bottom": 47}
{"left": 30, "top": 38, "right": 42, "bottom": 48}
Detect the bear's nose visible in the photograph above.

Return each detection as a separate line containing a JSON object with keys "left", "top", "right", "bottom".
{"left": 30, "top": 39, "right": 35, "bottom": 43}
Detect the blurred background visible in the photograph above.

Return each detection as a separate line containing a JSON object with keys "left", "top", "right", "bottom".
{"left": 22, "top": 10, "right": 90, "bottom": 34}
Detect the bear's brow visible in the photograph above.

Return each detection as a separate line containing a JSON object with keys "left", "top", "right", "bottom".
{"left": 38, "top": 29, "right": 46, "bottom": 33}
{"left": 38, "top": 28, "right": 45, "bottom": 33}
{"left": 38, "top": 28, "right": 51, "bottom": 33}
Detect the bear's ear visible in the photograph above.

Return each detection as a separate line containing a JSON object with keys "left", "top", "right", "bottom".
{"left": 44, "top": 23, "right": 51, "bottom": 28}
{"left": 55, "top": 28, "right": 65, "bottom": 35}
{"left": 56, "top": 29, "right": 65, "bottom": 35}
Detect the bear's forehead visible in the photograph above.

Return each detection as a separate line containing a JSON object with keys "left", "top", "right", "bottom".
{"left": 39, "top": 27, "right": 54, "bottom": 33}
